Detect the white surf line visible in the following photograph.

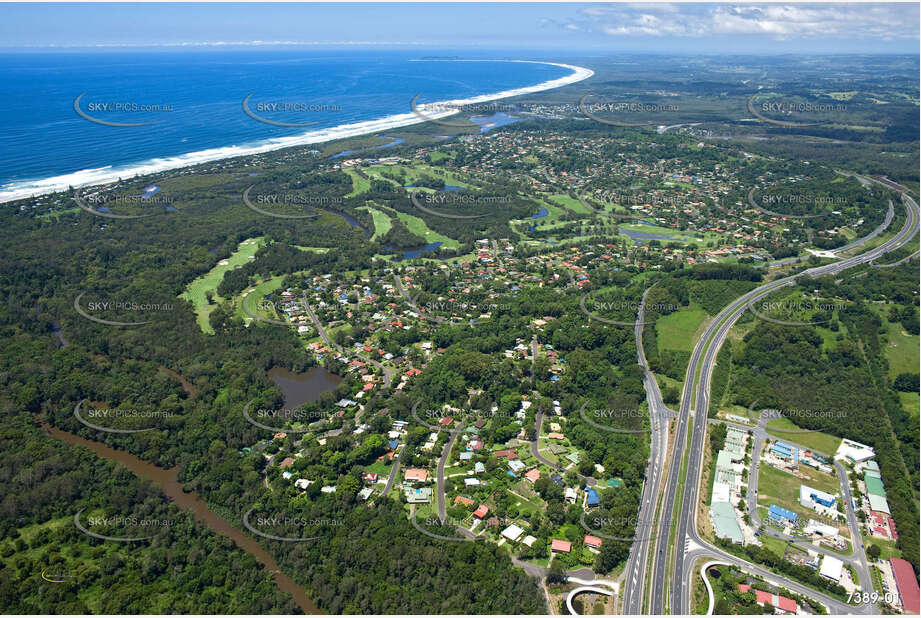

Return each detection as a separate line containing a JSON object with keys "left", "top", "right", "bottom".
{"left": 0, "top": 60, "right": 593, "bottom": 204}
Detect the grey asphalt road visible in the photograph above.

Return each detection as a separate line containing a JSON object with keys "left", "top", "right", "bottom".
{"left": 622, "top": 284, "right": 675, "bottom": 615}
{"left": 304, "top": 294, "right": 396, "bottom": 385}
{"left": 436, "top": 422, "right": 465, "bottom": 522}
{"left": 650, "top": 178, "right": 917, "bottom": 615}
{"left": 381, "top": 450, "right": 402, "bottom": 497}
{"left": 532, "top": 409, "right": 597, "bottom": 487}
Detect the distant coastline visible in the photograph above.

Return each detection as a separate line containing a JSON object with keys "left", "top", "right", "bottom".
{"left": 0, "top": 60, "right": 593, "bottom": 204}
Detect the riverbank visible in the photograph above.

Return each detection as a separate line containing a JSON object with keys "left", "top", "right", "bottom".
{"left": 42, "top": 423, "right": 321, "bottom": 615}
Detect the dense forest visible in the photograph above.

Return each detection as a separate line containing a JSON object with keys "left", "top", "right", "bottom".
{"left": 0, "top": 420, "right": 299, "bottom": 614}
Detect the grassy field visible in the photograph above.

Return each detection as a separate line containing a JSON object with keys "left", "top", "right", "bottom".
{"left": 760, "top": 534, "right": 789, "bottom": 556}
{"left": 159, "top": 172, "right": 237, "bottom": 193}
{"left": 656, "top": 306, "right": 709, "bottom": 352}
{"left": 344, "top": 168, "right": 371, "bottom": 197}
{"left": 547, "top": 193, "right": 592, "bottom": 215}
{"left": 357, "top": 205, "right": 392, "bottom": 241}
{"left": 618, "top": 222, "right": 717, "bottom": 246}
{"left": 387, "top": 208, "right": 461, "bottom": 250}
{"left": 181, "top": 237, "right": 265, "bottom": 333}
{"left": 234, "top": 274, "right": 286, "bottom": 323}
{"left": 898, "top": 392, "right": 919, "bottom": 422}
{"left": 756, "top": 463, "right": 845, "bottom": 527}
{"left": 868, "top": 536, "right": 903, "bottom": 561}
{"left": 365, "top": 163, "right": 468, "bottom": 191}
{"left": 882, "top": 315, "right": 920, "bottom": 377}
{"left": 363, "top": 460, "right": 392, "bottom": 476}
{"left": 38, "top": 207, "right": 80, "bottom": 219}
{"left": 765, "top": 417, "right": 842, "bottom": 456}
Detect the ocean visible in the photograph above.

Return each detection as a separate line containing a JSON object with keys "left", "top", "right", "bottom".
{"left": 0, "top": 49, "right": 589, "bottom": 202}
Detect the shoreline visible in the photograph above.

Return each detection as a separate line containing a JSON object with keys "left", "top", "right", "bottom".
{"left": 0, "top": 60, "right": 593, "bottom": 204}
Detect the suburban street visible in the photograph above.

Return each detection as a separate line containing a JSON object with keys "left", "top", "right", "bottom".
{"left": 532, "top": 409, "right": 597, "bottom": 487}
{"left": 303, "top": 294, "right": 397, "bottom": 385}
{"left": 437, "top": 422, "right": 466, "bottom": 522}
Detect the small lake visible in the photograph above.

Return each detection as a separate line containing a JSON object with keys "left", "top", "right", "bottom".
{"left": 43, "top": 424, "right": 319, "bottom": 614}
{"left": 384, "top": 241, "right": 444, "bottom": 260}
{"left": 328, "top": 209, "right": 371, "bottom": 237}
{"left": 470, "top": 112, "right": 521, "bottom": 133}
{"left": 269, "top": 366, "right": 343, "bottom": 408}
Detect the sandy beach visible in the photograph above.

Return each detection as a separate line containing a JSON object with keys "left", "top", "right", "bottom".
{"left": 0, "top": 60, "right": 593, "bottom": 204}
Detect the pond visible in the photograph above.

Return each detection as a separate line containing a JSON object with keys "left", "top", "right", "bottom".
{"left": 268, "top": 366, "right": 343, "bottom": 408}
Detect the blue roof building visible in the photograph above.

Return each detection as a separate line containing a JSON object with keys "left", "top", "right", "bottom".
{"left": 586, "top": 487, "right": 600, "bottom": 507}
{"left": 769, "top": 504, "right": 798, "bottom": 523}
{"left": 770, "top": 441, "right": 799, "bottom": 462}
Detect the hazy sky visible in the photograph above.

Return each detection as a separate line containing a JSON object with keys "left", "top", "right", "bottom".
{"left": 1, "top": 2, "right": 918, "bottom": 54}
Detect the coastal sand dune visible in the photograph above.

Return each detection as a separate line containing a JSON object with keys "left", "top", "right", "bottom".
{"left": 0, "top": 60, "right": 593, "bottom": 204}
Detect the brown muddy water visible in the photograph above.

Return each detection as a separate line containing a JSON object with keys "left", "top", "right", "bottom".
{"left": 42, "top": 423, "right": 320, "bottom": 614}
{"left": 268, "top": 366, "right": 342, "bottom": 408}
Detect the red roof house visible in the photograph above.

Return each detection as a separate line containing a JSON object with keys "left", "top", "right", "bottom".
{"left": 584, "top": 535, "right": 603, "bottom": 549}
{"left": 404, "top": 468, "right": 428, "bottom": 483}
{"left": 738, "top": 585, "right": 798, "bottom": 614}
{"left": 891, "top": 558, "right": 920, "bottom": 614}
{"left": 551, "top": 539, "right": 572, "bottom": 553}
{"left": 473, "top": 505, "right": 489, "bottom": 519}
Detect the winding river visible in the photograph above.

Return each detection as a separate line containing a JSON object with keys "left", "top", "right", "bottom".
{"left": 42, "top": 423, "right": 320, "bottom": 614}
